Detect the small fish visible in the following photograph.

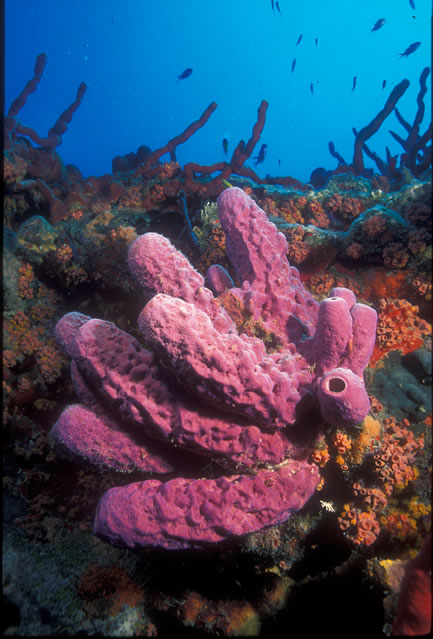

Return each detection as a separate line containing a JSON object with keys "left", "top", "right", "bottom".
{"left": 177, "top": 68, "right": 193, "bottom": 81}
{"left": 398, "top": 41, "right": 421, "bottom": 57}
{"left": 409, "top": 0, "right": 415, "bottom": 9}
{"left": 222, "top": 179, "right": 232, "bottom": 188}
{"left": 382, "top": 80, "right": 387, "bottom": 89}
{"left": 352, "top": 76, "right": 357, "bottom": 91}
{"left": 253, "top": 143, "right": 267, "bottom": 167}
{"left": 315, "top": 38, "right": 318, "bottom": 45}
{"left": 296, "top": 34, "right": 303, "bottom": 46}
{"left": 278, "top": 159, "right": 281, "bottom": 166}
{"left": 310, "top": 82, "right": 314, "bottom": 95}
{"left": 291, "top": 58, "right": 296, "bottom": 73}
{"left": 271, "top": 0, "right": 274, "bottom": 11}
{"left": 222, "top": 138, "right": 229, "bottom": 156}
{"left": 371, "top": 18, "right": 386, "bottom": 32}
{"left": 276, "top": 1, "right": 281, "bottom": 14}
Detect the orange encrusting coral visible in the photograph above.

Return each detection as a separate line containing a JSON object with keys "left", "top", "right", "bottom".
{"left": 197, "top": 219, "right": 227, "bottom": 272}
{"left": 18, "top": 263, "right": 37, "bottom": 299}
{"left": 310, "top": 445, "right": 331, "bottom": 468}
{"left": 381, "top": 511, "right": 418, "bottom": 542}
{"left": 373, "top": 417, "right": 424, "bottom": 496}
{"left": 77, "top": 562, "right": 145, "bottom": 618}
{"left": 370, "top": 298, "right": 431, "bottom": 367}
{"left": 338, "top": 504, "right": 381, "bottom": 546}
{"left": 149, "top": 589, "right": 262, "bottom": 636}
{"left": 4, "top": 311, "right": 41, "bottom": 356}
{"left": 56, "top": 243, "right": 74, "bottom": 263}
{"left": 349, "top": 416, "right": 381, "bottom": 465}
{"left": 332, "top": 432, "right": 352, "bottom": 471}
{"left": 285, "top": 226, "right": 309, "bottom": 264}
{"left": 411, "top": 276, "right": 432, "bottom": 301}
{"left": 307, "top": 272, "right": 335, "bottom": 297}
{"left": 4, "top": 153, "right": 28, "bottom": 183}
{"left": 35, "top": 340, "right": 65, "bottom": 384}
{"left": 325, "top": 193, "right": 365, "bottom": 221}
{"left": 360, "top": 270, "right": 409, "bottom": 301}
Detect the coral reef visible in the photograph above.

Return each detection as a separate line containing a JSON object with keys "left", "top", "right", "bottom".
{"left": 3, "top": 52, "right": 431, "bottom": 637}
{"left": 327, "top": 68, "right": 431, "bottom": 183}
{"left": 371, "top": 298, "right": 431, "bottom": 366}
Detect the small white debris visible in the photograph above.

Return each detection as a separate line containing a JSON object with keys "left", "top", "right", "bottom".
{"left": 320, "top": 500, "right": 335, "bottom": 513}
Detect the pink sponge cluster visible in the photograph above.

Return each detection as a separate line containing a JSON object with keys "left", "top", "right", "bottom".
{"left": 138, "top": 293, "right": 312, "bottom": 428}
{"left": 50, "top": 187, "right": 377, "bottom": 550}
{"left": 95, "top": 461, "right": 319, "bottom": 550}
{"left": 53, "top": 314, "right": 298, "bottom": 472}
{"left": 217, "top": 187, "right": 319, "bottom": 345}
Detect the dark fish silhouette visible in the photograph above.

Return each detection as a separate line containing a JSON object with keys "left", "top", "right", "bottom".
{"left": 296, "top": 34, "right": 303, "bottom": 46}
{"left": 315, "top": 38, "right": 318, "bottom": 45}
{"left": 352, "top": 76, "right": 357, "bottom": 91}
{"left": 177, "top": 68, "right": 193, "bottom": 81}
{"left": 271, "top": 0, "right": 274, "bottom": 11}
{"left": 291, "top": 58, "right": 296, "bottom": 73}
{"left": 382, "top": 80, "right": 387, "bottom": 89}
{"left": 310, "top": 83, "right": 314, "bottom": 95}
{"left": 371, "top": 18, "right": 386, "bottom": 32}
{"left": 222, "top": 138, "right": 229, "bottom": 156}
{"left": 409, "top": 0, "right": 415, "bottom": 9}
{"left": 253, "top": 143, "right": 267, "bottom": 167}
{"left": 276, "top": 1, "right": 281, "bottom": 14}
{"left": 398, "top": 41, "right": 421, "bottom": 57}
{"left": 278, "top": 159, "right": 281, "bottom": 166}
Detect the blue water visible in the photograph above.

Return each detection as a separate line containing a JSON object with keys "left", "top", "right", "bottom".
{"left": 5, "top": 0, "right": 431, "bottom": 183}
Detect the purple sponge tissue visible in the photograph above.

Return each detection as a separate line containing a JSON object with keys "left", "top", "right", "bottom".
{"left": 94, "top": 460, "right": 319, "bottom": 550}
{"left": 50, "top": 187, "right": 377, "bottom": 550}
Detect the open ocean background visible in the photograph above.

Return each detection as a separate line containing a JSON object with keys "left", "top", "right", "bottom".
{"left": 5, "top": 0, "right": 431, "bottom": 183}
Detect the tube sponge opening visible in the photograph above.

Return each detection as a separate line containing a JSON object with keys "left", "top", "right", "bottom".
{"left": 317, "top": 367, "right": 370, "bottom": 426}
